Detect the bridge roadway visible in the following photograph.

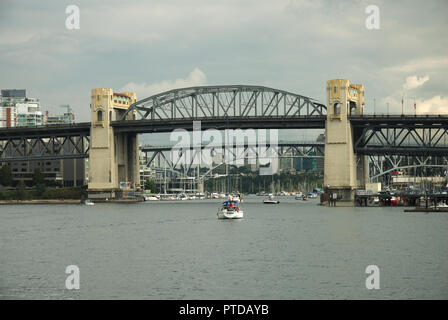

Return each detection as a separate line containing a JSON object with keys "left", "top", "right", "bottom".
{"left": 141, "top": 141, "right": 324, "bottom": 152}
{"left": 1, "top": 115, "right": 447, "bottom": 159}
{"left": 1, "top": 115, "right": 448, "bottom": 138}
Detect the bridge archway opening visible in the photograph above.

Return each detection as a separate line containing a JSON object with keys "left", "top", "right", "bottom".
{"left": 333, "top": 102, "right": 341, "bottom": 115}
{"left": 349, "top": 101, "right": 357, "bottom": 116}
{"left": 97, "top": 110, "right": 103, "bottom": 122}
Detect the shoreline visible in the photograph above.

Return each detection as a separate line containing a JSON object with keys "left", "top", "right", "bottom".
{"left": 0, "top": 199, "right": 81, "bottom": 205}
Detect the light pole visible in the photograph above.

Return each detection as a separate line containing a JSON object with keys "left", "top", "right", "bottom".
{"left": 374, "top": 98, "right": 376, "bottom": 116}
{"left": 401, "top": 95, "right": 404, "bottom": 115}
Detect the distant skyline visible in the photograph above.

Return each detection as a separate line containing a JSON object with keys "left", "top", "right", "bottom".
{"left": 1, "top": 0, "right": 447, "bottom": 127}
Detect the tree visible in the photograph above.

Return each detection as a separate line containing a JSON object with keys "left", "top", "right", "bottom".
{"left": 32, "top": 168, "right": 45, "bottom": 186}
{"left": 16, "top": 181, "right": 28, "bottom": 200}
{"left": 0, "top": 164, "right": 13, "bottom": 186}
{"left": 145, "top": 179, "right": 156, "bottom": 192}
{"left": 36, "top": 183, "right": 46, "bottom": 197}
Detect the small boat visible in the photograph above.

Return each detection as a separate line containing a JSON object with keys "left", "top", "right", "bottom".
{"left": 179, "top": 193, "right": 188, "bottom": 200}
{"left": 437, "top": 202, "right": 448, "bottom": 208}
{"left": 217, "top": 198, "right": 243, "bottom": 219}
{"left": 84, "top": 199, "right": 94, "bottom": 205}
{"left": 144, "top": 195, "right": 159, "bottom": 201}
{"left": 390, "top": 196, "right": 398, "bottom": 206}
{"left": 263, "top": 194, "right": 280, "bottom": 204}
{"left": 302, "top": 195, "right": 309, "bottom": 201}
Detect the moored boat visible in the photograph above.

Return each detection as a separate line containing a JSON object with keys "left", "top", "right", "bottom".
{"left": 263, "top": 194, "right": 280, "bottom": 204}
{"left": 144, "top": 195, "right": 159, "bottom": 201}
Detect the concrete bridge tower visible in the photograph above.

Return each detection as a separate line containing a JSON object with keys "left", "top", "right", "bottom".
{"left": 324, "top": 79, "right": 368, "bottom": 205}
{"left": 88, "top": 88, "right": 140, "bottom": 199}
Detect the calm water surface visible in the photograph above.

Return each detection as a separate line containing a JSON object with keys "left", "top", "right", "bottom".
{"left": 1, "top": 196, "right": 448, "bottom": 299}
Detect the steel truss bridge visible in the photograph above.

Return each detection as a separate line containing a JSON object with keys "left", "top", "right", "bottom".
{"left": 142, "top": 142, "right": 325, "bottom": 182}
{"left": 0, "top": 86, "right": 447, "bottom": 181}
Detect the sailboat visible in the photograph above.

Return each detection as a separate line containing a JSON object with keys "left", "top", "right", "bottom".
{"left": 217, "top": 118, "right": 244, "bottom": 219}
{"left": 217, "top": 195, "right": 244, "bottom": 219}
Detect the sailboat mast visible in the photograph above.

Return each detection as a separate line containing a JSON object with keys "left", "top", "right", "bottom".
{"left": 226, "top": 116, "right": 230, "bottom": 195}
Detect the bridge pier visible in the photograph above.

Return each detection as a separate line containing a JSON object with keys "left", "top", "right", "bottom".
{"left": 87, "top": 88, "right": 140, "bottom": 200}
{"left": 324, "top": 80, "right": 368, "bottom": 206}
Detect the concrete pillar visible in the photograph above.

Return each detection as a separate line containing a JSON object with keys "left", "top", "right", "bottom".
{"left": 87, "top": 88, "right": 139, "bottom": 199}
{"left": 324, "top": 80, "right": 367, "bottom": 206}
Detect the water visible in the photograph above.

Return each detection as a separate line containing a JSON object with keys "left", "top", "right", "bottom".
{"left": 1, "top": 196, "right": 448, "bottom": 299}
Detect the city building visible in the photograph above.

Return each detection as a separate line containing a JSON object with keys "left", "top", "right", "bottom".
{"left": 0, "top": 89, "right": 25, "bottom": 128}
{"left": 139, "top": 147, "right": 153, "bottom": 186}
{"left": 1, "top": 89, "right": 86, "bottom": 186}
{"left": 0, "top": 89, "right": 43, "bottom": 127}
{"left": 6, "top": 138, "right": 87, "bottom": 187}
{"left": 16, "top": 99, "right": 43, "bottom": 127}
{"left": 45, "top": 105, "right": 75, "bottom": 125}
{"left": 316, "top": 134, "right": 325, "bottom": 172}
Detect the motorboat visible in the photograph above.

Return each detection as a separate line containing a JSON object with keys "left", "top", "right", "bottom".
{"left": 217, "top": 198, "right": 243, "bottom": 219}
{"left": 144, "top": 195, "right": 159, "bottom": 201}
{"left": 263, "top": 194, "right": 280, "bottom": 204}
{"left": 84, "top": 199, "right": 94, "bottom": 205}
{"left": 437, "top": 202, "right": 448, "bottom": 208}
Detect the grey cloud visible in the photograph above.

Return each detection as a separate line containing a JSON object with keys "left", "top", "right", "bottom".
{"left": 0, "top": 0, "right": 447, "bottom": 124}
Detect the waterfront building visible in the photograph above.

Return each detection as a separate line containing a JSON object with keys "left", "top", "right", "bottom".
{"left": 0, "top": 89, "right": 86, "bottom": 186}
{"left": 44, "top": 105, "right": 75, "bottom": 125}
{"left": 0, "top": 89, "right": 25, "bottom": 128}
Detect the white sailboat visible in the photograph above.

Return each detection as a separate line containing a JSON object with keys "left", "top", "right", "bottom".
{"left": 217, "top": 196, "right": 243, "bottom": 219}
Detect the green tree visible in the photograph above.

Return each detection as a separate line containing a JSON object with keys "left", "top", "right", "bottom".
{"left": 0, "top": 164, "right": 13, "bottom": 186}
{"left": 36, "top": 183, "right": 46, "bottom": 197}
{"left": 32, "top": 168, "right": 45, "bottom": 186}
{"left": 145, "top": 179, "right": 156, "bottom": 192}
{"left": 16, "top": 181, "right": 28, "bottom": 200}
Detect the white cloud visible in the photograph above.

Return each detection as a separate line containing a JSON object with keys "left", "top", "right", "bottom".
{"left": 380, "top": 94, "right": 448, "bottom": 115}
{"left": 385, "top": 57, "right": 448, "bottom": 74}
{"left": 120, "top": 68, "right": 207, "bottom": 99}
{"left": 416, "top": 95, "right": 448, "bottom": 115}
{"left": 403, "top": 75, "right": 429, "bottom": 90}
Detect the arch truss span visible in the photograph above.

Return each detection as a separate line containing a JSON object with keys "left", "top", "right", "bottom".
{"left": 368, "top": 154, "right": 448, "bottom": 181}
{"left": 120, "top": 85, "right": 327, "bottom": 121}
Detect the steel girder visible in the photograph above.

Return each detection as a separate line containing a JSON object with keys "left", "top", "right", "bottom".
{"left": 120, "top": 85, "right": 327, "bottom": 121}
{"left": 142, "top": 142, "right": 325, "bottom": 182}
{"left": 353, "top": 123, "right": 448, "bottom": 156}
{"left": 368, "top": 155, "right": 448, "bottom": 181}
{"left": 0, "top": 135, "right": 90, "bottom": 162}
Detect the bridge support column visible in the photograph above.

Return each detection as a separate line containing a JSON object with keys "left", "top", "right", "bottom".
{"left": 324, "top": 80, "right": 368, "bottom": 206}
{"left": 87, "top": 88, "right": 140, "bottom": 200}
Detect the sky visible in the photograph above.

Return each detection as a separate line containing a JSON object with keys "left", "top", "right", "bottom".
{"left": 0, "top": 0, "right": 447, "bottom": 142}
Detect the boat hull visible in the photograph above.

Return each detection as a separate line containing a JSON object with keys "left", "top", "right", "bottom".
{"left": 217, "top": 209, "right": 244, "bottom": 219}
{"left": 263, "top": 200, "right": 280, "bottom": 204}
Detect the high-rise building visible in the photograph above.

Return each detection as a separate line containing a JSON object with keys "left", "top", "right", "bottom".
{"left": 0, "top": 89, "right": 23, "bottom": 128}
{"left": 0, "top": 89, "right": 43, "bottom": 127}
{"left": 16, "top": 100, "right": 43, "bottom": 127}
